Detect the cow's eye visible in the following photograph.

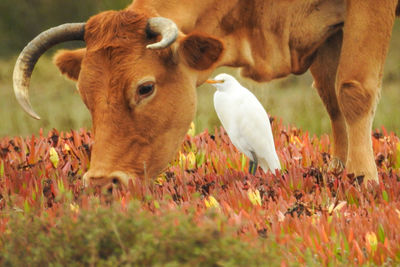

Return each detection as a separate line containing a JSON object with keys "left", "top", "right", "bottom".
{"left": 137, "top": 82, "right": 155, "bottom": 98}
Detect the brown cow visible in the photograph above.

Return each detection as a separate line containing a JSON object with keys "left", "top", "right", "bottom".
{"left": 13, "top": 0, "right": 399, "bottom": 190}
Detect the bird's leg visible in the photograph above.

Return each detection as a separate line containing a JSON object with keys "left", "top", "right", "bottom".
{"left": 249, "top": 151, "right": 258, "bottom": 175}
{"left": 249, "top": 161, "right": 254, "bottom": 174}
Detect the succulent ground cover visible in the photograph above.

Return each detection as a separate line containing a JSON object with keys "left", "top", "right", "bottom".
{"left": 0, "top": 119, "right": 400, "bottom": 266}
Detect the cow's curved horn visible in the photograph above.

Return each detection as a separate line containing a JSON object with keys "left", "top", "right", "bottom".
{"left": 146, "top": 17, "right": 178, "bottom": 50}
{"left": 13, "top": 23, "right": 86, "bottom": 120}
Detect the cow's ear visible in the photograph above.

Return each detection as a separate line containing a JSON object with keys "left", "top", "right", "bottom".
{"left": 53, "top": 48, "right": 85, "bottom": 81}
{"left": 178, "top": 33, "right": 224, "bottom": 70}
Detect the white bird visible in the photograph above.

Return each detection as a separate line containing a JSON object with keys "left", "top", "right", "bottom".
{"left": 206, "top": 73, "right": 281, "bottom": 174}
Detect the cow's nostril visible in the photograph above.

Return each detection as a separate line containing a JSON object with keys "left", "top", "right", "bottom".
{"left": 107, "top": 185, "right": 113, "bottom": 194}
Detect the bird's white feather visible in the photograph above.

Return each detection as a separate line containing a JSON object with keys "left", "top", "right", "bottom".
{"left": 211, "top": 73, "right": 281, "bottom": 173}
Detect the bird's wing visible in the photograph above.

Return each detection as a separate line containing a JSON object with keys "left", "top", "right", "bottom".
{"left": 214, "top": 91, "right": 235, "bottom": 132}
{"left": 214, "top": 91, "right": 254, "bottom": 160}
{"left": 235, "top": 89, "right": 281, "bottom": 172}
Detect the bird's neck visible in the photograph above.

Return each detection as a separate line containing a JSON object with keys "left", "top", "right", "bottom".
{"left": 217, "top": 83, "right": 239, "bottom": 93}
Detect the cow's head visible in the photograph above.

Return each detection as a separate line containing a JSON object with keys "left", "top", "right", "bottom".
{"left": 13, "top": 9, "right": 224, "bottom": 190}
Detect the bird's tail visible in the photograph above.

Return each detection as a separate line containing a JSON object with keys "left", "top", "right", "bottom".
{"left": 259, "top": 154, "right": 281, "bottom": 173}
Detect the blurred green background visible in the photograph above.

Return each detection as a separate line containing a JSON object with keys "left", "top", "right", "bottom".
{"left": 1, "top": 0, "right": 399, "bottom": 138}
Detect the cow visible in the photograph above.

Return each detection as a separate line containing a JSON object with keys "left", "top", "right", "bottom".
{"left": 13, "top": 0, "right": 400, "bottom": 190}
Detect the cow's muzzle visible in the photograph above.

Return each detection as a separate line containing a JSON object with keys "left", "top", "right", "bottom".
{"left": 83, "top": 170, "right": 134, "bottom": 193}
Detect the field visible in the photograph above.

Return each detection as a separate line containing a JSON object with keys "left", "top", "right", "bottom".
{"left": 0, "top": 121, "right": 400, "bottom": 265}
{"left": 1, "top": 14, "right": 400, "bottom": 267}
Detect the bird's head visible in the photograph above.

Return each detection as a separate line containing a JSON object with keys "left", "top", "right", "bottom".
{"left": 206, "top": 73, "right": 239, "bottom": 91}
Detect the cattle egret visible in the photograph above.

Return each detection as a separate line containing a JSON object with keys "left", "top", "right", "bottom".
{"left": 207, "top": 73, "right": 281, "bottom": 174}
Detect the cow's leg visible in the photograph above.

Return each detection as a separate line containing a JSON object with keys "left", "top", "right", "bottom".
{"left": 337, "top": 0, "right": 397, "bottom": 183}
{"left": 310, "top": 32, "right": 347, "bottom": 173}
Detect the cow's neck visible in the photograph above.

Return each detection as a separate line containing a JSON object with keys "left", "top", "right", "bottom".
{"left": 131, "top": 0, "right": 345, "bottom": 82}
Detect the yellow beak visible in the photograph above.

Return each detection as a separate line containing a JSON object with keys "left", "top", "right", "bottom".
{"left": 206, "top": 79, "right": 224, "bottom": 84}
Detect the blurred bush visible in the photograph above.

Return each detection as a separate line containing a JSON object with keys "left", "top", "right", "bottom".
{"left": 1, "top": 201, "right": 283, "bottom": 266}
{"left": 0, "top": 0, "right": 131, "bottom": 58}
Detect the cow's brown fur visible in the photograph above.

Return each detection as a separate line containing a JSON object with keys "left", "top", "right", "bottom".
{"left": 338, "top": 81, "right": 374, "bottom": 123}
{"left": 54, "top": 48, "right": 85, "bottom": 81}
{"left": 179, "top": 33, "right": 224, "bottom": 70}
{"left": 53, "top": 0, "right": 399, "bottom": 187}
{"left": 310, "top": 32, "right": 348, "bottom": 164}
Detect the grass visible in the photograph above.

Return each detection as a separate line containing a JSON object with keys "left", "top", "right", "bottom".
{"left": 0, "top": 123, "right": 400, "bottom": 265}
{"left": 0, "top": 56, "right": 91, "bottom": 137}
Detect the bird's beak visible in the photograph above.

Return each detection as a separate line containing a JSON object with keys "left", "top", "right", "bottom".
{"left": 206, "top": 79, "right": 224, "bottom": 84}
